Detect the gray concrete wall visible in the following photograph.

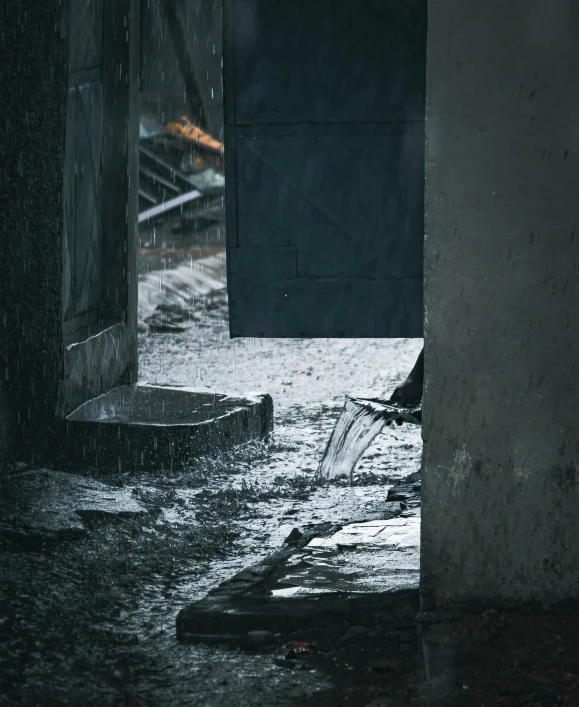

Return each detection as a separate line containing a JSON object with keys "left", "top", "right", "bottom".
{"left": 0, "top": 1, "right": 69, "bottom": 462}
{"left": 0, "top": 0, "right": 139, "bottom": 463}
{"left": 422, "top": 0, "right": 579, "bottom": 610}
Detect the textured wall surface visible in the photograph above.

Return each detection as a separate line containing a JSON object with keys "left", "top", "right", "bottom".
{"left": 422, "top": 0, "right": 579, "bottom": 609}
{"left": 0, "top": 1, "right": 69, "bottom": 459}
{"left": 0, "top": 0, "right": 139, "bottom": 462}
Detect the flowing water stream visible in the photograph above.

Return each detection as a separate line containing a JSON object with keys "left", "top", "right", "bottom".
{"left": 317, "top": 397, "right": 421, "bottom": 482}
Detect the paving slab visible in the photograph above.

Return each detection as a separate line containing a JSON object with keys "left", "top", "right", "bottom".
{"left": 51, "top": 384, "right": 273, "bottom": 472}
{"left": 177, "top": 482, "right": 421, "bottom": 645}
{"left": 0, "top": 469, "right": 150, "bottom": 544}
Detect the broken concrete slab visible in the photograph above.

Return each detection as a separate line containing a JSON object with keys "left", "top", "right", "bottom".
{"left": 51, "top": 385, "right": 273, "bottom": 472}
{"left": 177, "top": 481, "right": 421, "bottom": 645}
{"left": 271, "top": 516, "right": 420, "bottom": 597}
{"left": 387, "top": 482, "right": 421, "bottom": 504}
{"left": 0, "top": 469, "right": 149, "bottom": 544}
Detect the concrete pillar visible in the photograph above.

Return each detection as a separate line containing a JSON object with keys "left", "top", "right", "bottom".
{"left": 0, "top": 1, "right": 69, "bottom": 460}
{"left": 422, "top": 0, "right": 579, "bottom": 610}
{"left": 0, "top": 0, "right": 140, "bottom": 463}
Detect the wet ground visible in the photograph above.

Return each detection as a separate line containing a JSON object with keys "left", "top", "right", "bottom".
{"left": 0, "top": 253, "right": 424, "bottom": 706}
{"left": 4, "top": 253, "right": 579, "bottom": 706}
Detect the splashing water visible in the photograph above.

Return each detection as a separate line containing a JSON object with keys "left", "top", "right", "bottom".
{"left": 317, "top": 397, "right": 421, "bottom": 482}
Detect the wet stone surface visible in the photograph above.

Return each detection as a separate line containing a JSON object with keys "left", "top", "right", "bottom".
{"left": 67, "top": 386, "right": 263, "bottom": 426}
{"left": 59, "top": 386, "right": 273, "bottom": 472}
{"left": 0, "top": 257, "right": 424, "bottom": 706}
{"left": 0, "top": 469, "right": 149, "bottom": 544}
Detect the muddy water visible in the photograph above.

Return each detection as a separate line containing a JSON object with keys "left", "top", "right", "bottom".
{"left": 0, "top": 266, "right": 423, "bottom": 706}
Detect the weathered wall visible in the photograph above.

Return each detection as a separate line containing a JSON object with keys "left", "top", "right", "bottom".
{"left": 0, "top": 0, "right": 139, "bottom": 462}
{"left": 422, "top": 0, "right": 579, "bottom": 609}
{"left": 0, "top": 1, "right": 69, "bottom": 461}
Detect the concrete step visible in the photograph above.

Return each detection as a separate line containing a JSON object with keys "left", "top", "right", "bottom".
{"left": 177, "top": 481, "right": 421, "bottom": 646}
{"left": 51, "top": 385, "right": 273, "bottom": 472}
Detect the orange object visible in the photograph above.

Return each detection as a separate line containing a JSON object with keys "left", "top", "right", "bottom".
{"left": 166, "top": 116, "right": 224, "bottom": 155}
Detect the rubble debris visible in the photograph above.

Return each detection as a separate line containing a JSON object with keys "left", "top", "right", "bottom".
{"left": 138, "top": 251, "right": 226, "bottom": 332}
{"left": 140, "top": 145, "right": 193, "bottom": 189}
{"left": 284, "top": 528, "right": 303, "bottom": 544}
{"left": 185, "top": 168, "right": 225, "bottom": 196}
{"left": 144, "top": 302, "right": 199, "bottom": 333}
{"left": 139, "top": 114, "right": 166, "bottom": 140}
{"left": 138, "top": 116, "right": 224, "bottom": 227}
{"left": 0, "top": 469, "right": 149, "bottom": 544}
{"left": 273, "top": 641, "right": 319, "bottom": 669}
{"left": 275, "top": 641, "right": 319, "bottom": 659}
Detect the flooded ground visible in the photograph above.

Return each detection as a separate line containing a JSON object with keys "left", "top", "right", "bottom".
{"left": 0, "top": 255, "right": 423, "bottom": 706}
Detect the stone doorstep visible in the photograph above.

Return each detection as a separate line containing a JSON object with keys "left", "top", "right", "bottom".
{"left": 177, "top": 482, "right": 422, "bottom": 646}
{"left": 176, "top": 590, "right": 420, "bottom": 647}
{"left": 49, "top": 385, "right": 273, "bottom": 472}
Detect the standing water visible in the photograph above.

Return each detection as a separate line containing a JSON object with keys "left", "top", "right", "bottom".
{"left": 317, "top": 397, "right": 421, "bottom": 482}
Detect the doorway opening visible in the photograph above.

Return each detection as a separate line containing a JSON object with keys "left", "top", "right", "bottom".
{"left": 136, "top": 0, "right": 423, "bottom": 605}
